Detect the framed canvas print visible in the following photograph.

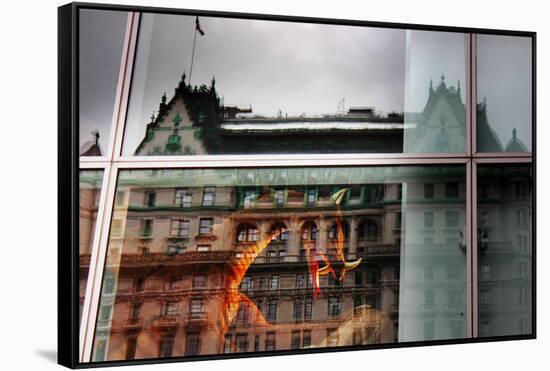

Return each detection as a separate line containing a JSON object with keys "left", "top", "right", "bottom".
{"left": 58, "top": 2, "right": 536, "bottom": 368}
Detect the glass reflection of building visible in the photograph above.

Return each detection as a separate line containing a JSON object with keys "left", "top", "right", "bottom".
{"left": 88, "top": 165, "right": 469, "bottom": 361}
{"left": 477, "top": 166, "right": 532, "bottom": 337}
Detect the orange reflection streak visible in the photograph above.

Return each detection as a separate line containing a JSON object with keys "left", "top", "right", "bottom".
{"left": 217, "top": 188, "right": 363, "bottom": 335}
{"left": 316, "top": 188, "right": 362, "bottom": 291}
{"left": 218, "top": 230, "right": 281, "bottom": 335}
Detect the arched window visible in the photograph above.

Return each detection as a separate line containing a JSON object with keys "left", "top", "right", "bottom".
{"left": 359, "top": 218, "right": 378, "bottom": 239}
{"left": 301, "top": 221, "right": 318, "bottom": 241}
{"left": 328, "top": 221, "right": 349, "bottom": 240}
{"left": 366, "top": 220, "right": 378, "bottom": 239}
{"left": 270, "top": 222, "right": 288, "bottom": 241}
{"left": 236, "top": 223, "right": 258, "bottom": 242}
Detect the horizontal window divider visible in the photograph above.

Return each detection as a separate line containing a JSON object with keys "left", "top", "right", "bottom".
{"left": 473, "top": 152, "right": 533, "bottom": 158}
{"left": 474, "top": 157, "right": 533, "bottom": 164}
{"left": 110, "top": 155, "right": 471, "bottom": 168}
{"left": 79, "top": 156, "right": 110, "bottom": 163}
{"left": 79, "top": 161, "right": 110, "bottom": 169}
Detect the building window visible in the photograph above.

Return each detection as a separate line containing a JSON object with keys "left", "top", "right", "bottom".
{"left": 170, "top": 218, "right": 189, "bottom": 237}
{"left": 480, "top": 209, "right": 489, "bottom": 228}
{"left": 424, "top": 183, "right": 434, "bottom": 199}
{"left": 274, "top": 189, "right": 285, "bottom": 207}
{"left": 223, "top": 334, "right": 232, "bottom": 354}
{"left": 159, "top": 336, "right": 174, "bottom": 358}
{"left": 115, "top": 191, "right": 125, "bottom": 206}
{"left": 197, "top": 245, "right": 210, "bottom": 252}
{"left": 254, "top": 335, "right": 260, "bottom": 352}
{"left": 270, "top": 222, "right": 288, "bottom": 241}
{"left": 135, "top": 277, "right": 145, "bottom": 293}
{"left": 162, "top": 302, "right": 178, "bottom": 316}
{"left": 448, "top": 265, "right": 460, "bottom": 280}
{"left": 241, "top": 276, "right": 253, "bottom": 291}
{"left": 446, "top": 211, "right": 459, "bottom": 228}
{"left": 424, "top": 290, "right": 434, "bottom": 309}
{"left": 327, "top": 328, "right": 339, "bottom": 347}
{"left": 445, "top": 182, "right": 459, "bottom": 198}
{"left": 291, "top": 331, "right": 301, "bottom": 349}
{"left": 328, "top": 296, "right": 341, "bottom": 318}
{"left": 519, "top": 286, "right": 528, "bottom": 306}
{"left": 293, "top": 298, "right": 303, "bottom": 320}
{"left": 355, "top": 271, "right": 363, "bottom": 286}
{"left": 202, "top": 186, "right": 216, "bottom": 206}
{"left": 270, "top": 275, "right": 279, "bottom": 290}
{"left": 175, "top": 189, "right": 192, "bottom": 207}
{"left": 301, "top": 222, "right": 318, "bottom": 241}
{"left": 130, "top": 303, "right": 142, "bottom": 319}
{"left": 165, "top": 277, "right": 181, "bottom": 291}
{"left": 366, "top": 219, "right": 377, "bottom": 239}
{"left": 189, "top": 299, "right": 203, "bottom": 318}
{"left": 424, "top": 321, "right": 435, "bottom": 340}
{"left": 424, "top": 211, "right": 434, "bottom": 229}
{"left": 243, "top": 189, "right": 257, "bottom": 209}
{"left": 140, "top": 218, "right": 153, "bottom": 237}
{"left": 304, "top": 297, "right": 313, "bottom": 321}
{"left": 480, "top": 290, "right": 492, "bottom": 306}
{"left": 306, "top": 188, "right": 316, "bottom": 206}
{"left": 296, "top": 274, "right": 305, "bottom": 288}
{"left": 265, "top": 332, "right": 276, "bottom": 351}
{"left": 302, "top": 330, "right": 311, "bottom": 348}
{"left": 125, "top": 336, "right": 137, "bottom": 360}
{"left": 328, "top": 222, "right": 349, "bottom": 240}
{"left": 237, "top": 224, "right": 258, "bottom": 242}
{"left": 145, "top": 191, "right": 156, "bottom": 207}
{"left": 192, "top": 275, "right": 207, "bottom": 289}
{"left": 235, "top": 334, "right": 248, "bottom": 352}
{"left": 424, "top": 265, "right": 434, "bottom": 280}
{"left": 237, "top": 302, "right": 250, "bottom": 323}
{"left": 267, "top": 300, "right": 277, "bottom": 322}
{"left": 166, "top": 244, "right": 184, "bottom": 255}
{"left": 481, "top": 264, "right": 491, "bottom": 280}
{"left": 198, "top": 218, "right": 213, "bottom": 235}
{"left": 185, "top": 333, "right": 200, "bottom": 356}
{"left": 481, "top": 321, "right": 491, "bottom": 337}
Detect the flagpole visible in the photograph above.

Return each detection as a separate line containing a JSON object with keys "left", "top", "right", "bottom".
{"left": 188, "top": 27, "right": 198, "bottom": 86}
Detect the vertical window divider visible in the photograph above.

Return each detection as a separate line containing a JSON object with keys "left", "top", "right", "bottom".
{"left": 470, "top": 160, "right": 478, "bottom": 338}
{"left": 470, "top": 33, "right": 477, "bottom": 156}
{"left": 80, "top": 164, "right": 120, "bottom": 362}
{"left": 78, "top": 11, "right": 140, "bottom": 363}
{"left": 112, "top": 12, "right": 140, "bottom": 161}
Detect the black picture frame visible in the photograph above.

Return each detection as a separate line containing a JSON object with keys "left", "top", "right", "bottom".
{"left": 58, "top": 2, "right": 536, "bottom": 369}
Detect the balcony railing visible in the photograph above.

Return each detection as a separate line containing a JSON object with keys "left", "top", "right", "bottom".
{"left": 151, "top": 314, "right": 180, "bottom": 328}
{"left": 185, "top": 312, "right": 208, "bottom": 324}
{"left": 124, "top": 317, "right": 143, "bottom": 330}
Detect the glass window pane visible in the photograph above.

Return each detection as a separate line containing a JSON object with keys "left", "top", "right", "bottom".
{"left": 90, "top": 165, "right": 466, "bottom": 362}
{"left": 79, "top": 9, "right": 128, "bottom": 156}
{"left": 79, "top": 170, "right": 104, "bottom": 321}
{"left": 476, "top": 34, "right": 532, "bottom": 152}
{"left": 477, "top": 165, "right": 533, "bottom": 337}
{"left": 121, "top": 13, "right": 466, "bottom": 156}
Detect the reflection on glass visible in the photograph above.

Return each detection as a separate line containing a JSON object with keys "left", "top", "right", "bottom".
{"left": 477, "top": 165, "right": 533, "bottom": 337}
{"left": 90, "top": 166, "right": 466, "bottom": 362}
{"left": 122, "top": 13, "right": 466, "bottom": 156}
{"left": 79, "top": 170, "right": 104, "bottom": 321}
{"left": 476, "top": 34, "right": 532, "bottom": 152}
{"left": 79, "top": 9, "right": 128, "bottom": 156}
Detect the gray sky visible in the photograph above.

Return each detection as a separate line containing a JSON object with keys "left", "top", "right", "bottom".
{"left": 123, "top": 14, "right": 409, "bottom": 154}
{"left": 477, "top": 34, "right": 532, "bottom": 150}
{"left": 79, "top": 9, "right": 128, "bottom": 153}
{"left": 78, "top": 11, "right": 531, "bottom": 155}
